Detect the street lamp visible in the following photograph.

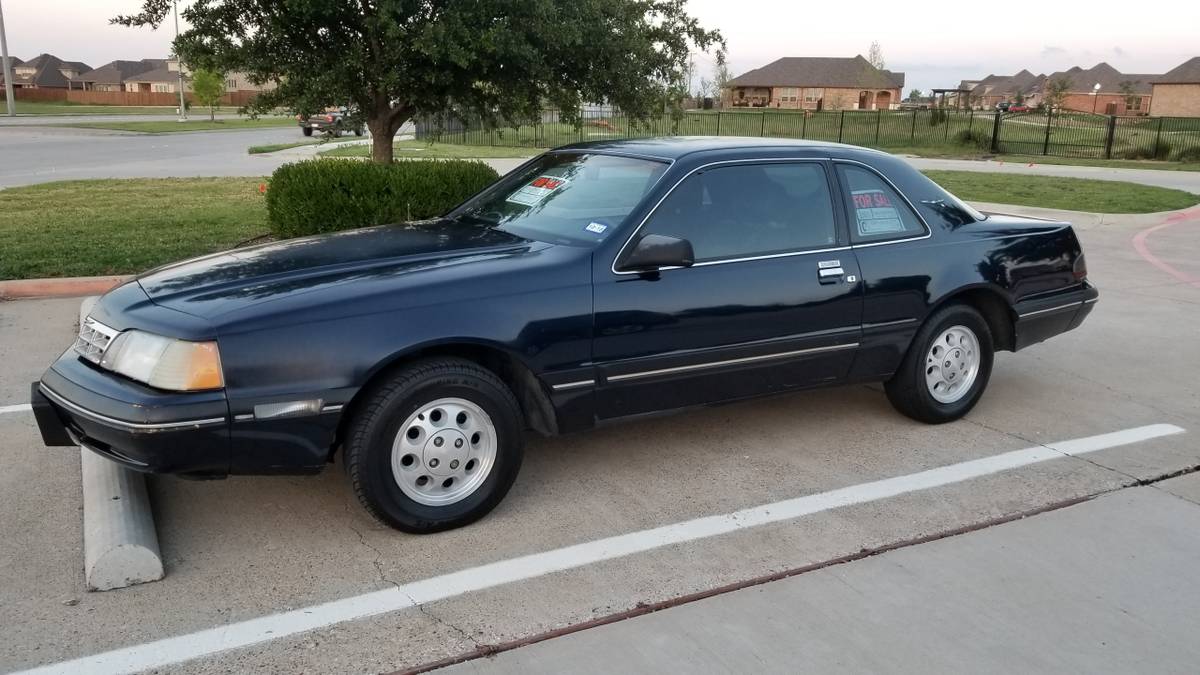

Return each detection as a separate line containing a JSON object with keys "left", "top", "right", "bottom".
{"left": 1091, "top": 82, "right": 1102, "bottom": 114}
{"left": 0, "top": 0, "right": 16, "bottom": 117}
{"left": 173, "top": 0, "right": 187, "bottom": 121}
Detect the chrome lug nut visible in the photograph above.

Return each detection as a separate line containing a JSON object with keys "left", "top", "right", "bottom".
{"left": 428, "top": 458, "right": 440, "bottom": 468}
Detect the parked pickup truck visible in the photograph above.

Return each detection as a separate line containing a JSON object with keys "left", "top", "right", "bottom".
{"left": 32, "top": 138, "right": 1097, "bottom": 534}
{"left": 298, "top": 108, "right": 364, "bottom": 137}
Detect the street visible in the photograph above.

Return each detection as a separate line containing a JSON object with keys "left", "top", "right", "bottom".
{"left": 2, "top": 197, "right": 1198, "bottom": 673}
{"left": 2, "top": 122, "right": 1200, "bottom": 193}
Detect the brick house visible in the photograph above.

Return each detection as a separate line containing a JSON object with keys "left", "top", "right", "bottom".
{"left": 1150, "top": 57, "right": 1200, "bottom": 117}
{"left": 967, "top": 70, "right": 1045, "bottom": 109}
{"left": 75, "top": 59, "right": 168, "bottom": 92}
{"left": 1039, "top": 63, "right": 1156, "bottom": 115}
{"left": 124, "top": 59, "right": 188, "bottom": 93}
{"left": 1, "top": 53, "right": 90, "bottom": 89}
{"left": 723, "top": 56, "right": 904, "bottom": 111}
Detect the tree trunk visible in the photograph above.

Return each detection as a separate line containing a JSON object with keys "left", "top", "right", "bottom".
{"left": 209, "top": 105, "right": 215, "bottom": 122}
{"left": 369, "top": 114, "right": 394, "bottom": 164}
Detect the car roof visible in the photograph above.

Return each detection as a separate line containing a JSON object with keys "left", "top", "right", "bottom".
{"left": 552, "top": 136, "right": 883, "bottom": 162}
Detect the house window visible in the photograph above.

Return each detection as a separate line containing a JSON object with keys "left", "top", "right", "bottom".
{"left": 804, "top": 88, "right": 823, "bottom": 103}
{"left": 776, "top": 87, "right": 798, "bottom": 102}
{"left": 152, "top": 84, "right": 169, "bottom": 93}
{"left": 1127, "top": 96, "right": 1143, "bottom": 111}
{"left": 226, "top": 79, "right": 237, "bottom": 89}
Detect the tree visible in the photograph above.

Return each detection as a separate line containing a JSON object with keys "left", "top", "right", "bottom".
{"left": 710, "top": 58, "right": 733, "bottom": 105}
{"left": 190, "top": 68, "right": 224, "bottom": 122}
{"left": 1118, "top": 80, "right": 1138, "bottom": 111}
{"left": 868, "top": 41, "right": 886, "bottom": 70}
{"left": 114, "top": 1, "right": 722, "bottom": 164}
{"left": 1043, "top": 76, "right": 1073, "bottom": 113}
{"left": 907, "top": 88, "right": 922, "bottom": 102}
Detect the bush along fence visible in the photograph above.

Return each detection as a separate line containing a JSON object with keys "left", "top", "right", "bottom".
{"left": 416, "top": 108, "right": 1200, "bottom": 162}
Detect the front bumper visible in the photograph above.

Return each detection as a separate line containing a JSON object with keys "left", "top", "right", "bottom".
{"left": 32, "top": 351, "right": 232, "bottom": 476}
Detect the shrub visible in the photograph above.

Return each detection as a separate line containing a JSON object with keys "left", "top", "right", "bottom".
{"left": 266, "top": 159, "right": 500, "bottom": 238}
{"left": 1119, "top": 140, "right": 1173, "bottom": 161}
{"left": 1173, "top": 146, "right": 1200, "bottom": 163}
{"left": 954, "top": 129, "right": 992, "bottom": 150}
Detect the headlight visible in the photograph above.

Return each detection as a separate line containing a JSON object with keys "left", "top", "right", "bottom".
{"left": 100, "top": 330, "right": 224, "bottom": 391}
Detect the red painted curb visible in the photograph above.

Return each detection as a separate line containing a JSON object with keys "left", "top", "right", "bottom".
{"left": 0, "top": 275, "right": 131, "bottom": 300}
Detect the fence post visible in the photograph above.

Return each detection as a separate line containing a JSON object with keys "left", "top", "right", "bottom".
{"left": 990, "top": 111, "right": 1002, "bottom": 152}
{"left": 761, "top": 111, "right": 766, "bottom": 137}
{"left": 875, "top": 109, "right": 882, "bottom": 146}
{"left": 1042, "top": 112, "right": 1052, "bottom": 155}
{"left": 1104, "top": 115, "right": 1117, "bottom": 159}
{"left": 802, "top": 111, "right": 808, "bottom": 139}
{"left": 911, "top": 109, "right": 918, "bottom": 143}
{"left": 716, "top": 111, "right": 722, "bottom": 136}
{"left": 838, "top": 110, "right": 845, "bottom": 143}
{"left": 1153, "top": 117, "right": 1164, "bottom": 158}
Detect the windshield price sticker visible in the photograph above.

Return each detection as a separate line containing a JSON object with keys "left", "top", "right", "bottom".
{"left": 506, "top": 175, "right": 569, "bottom": 207}
{"left": 851, "top": 189, "right": 906, "bottom": 235}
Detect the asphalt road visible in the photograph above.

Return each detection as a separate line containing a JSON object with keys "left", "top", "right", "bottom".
{"left": 1, "top": 124, "right": 1199, "bottom": 193}
{"left": 1, "top": 203, "right": 1198, "bottom": 673}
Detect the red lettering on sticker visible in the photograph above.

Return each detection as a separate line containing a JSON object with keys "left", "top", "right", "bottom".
{"left": 873, "top": 192, "right": 891, "bottom": 207}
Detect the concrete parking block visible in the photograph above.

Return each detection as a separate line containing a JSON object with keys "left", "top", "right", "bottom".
{"left": 75, "top": 296, "right": 164, "bottom": 592}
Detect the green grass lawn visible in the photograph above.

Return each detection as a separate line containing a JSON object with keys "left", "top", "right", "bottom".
{"left": 2, "top": 171, "right": 1195, "bottom": 279}
{"left": 897, "top": 148, "right": 1200, "bottom": 172}
{"left": 319, "top": 140, "right": 539, "bottom": 159}
{"left": 0, "top": 178, "right": 268, "bottom": 280}
{"left": 5, "top": 101, "right": 244, "bottom": 116}
{"left": 55, "top": 117, "right": 295, "bottom": 133}
{"left": 248, "top": 137, "right": 363, "bottom": 154}
{"left": 923, "top": 170, "right": 1199, "bottom": 213}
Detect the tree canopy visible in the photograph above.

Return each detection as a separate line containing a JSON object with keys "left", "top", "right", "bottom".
{"left": 190, "top": 68, "right": 224, "bottom": 121}
{"left": 115, "top": 1, "right": 723, "bottom": 162}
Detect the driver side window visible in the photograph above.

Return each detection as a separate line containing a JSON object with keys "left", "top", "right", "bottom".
{"left": 637, "top": 162, "right": 838, "bottom": 264}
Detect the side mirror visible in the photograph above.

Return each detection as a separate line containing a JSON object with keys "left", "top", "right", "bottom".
{"left": 621, "top": 234, "right": 695, "bottom": 272}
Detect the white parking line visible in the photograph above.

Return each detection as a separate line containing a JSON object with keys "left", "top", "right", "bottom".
{"left": 16, "top": 423, "right": 1184, "bottom": 675}
{"left": 0, "top": 403, "right": 32, "bottom": 415}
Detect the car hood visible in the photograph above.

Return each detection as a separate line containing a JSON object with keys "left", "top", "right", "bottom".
{"left": 136, "top": 219, "right": 540, "bottom": 317}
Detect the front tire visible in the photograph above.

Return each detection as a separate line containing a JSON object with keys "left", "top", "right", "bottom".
{"left": 301, "top": 126, "right": 313, "bottom": 137}
{"left": 345, "top": 358, "right": 524, "bottom": 533}
{"left": 885, "top": 304, "right": 994, "bottom": 424}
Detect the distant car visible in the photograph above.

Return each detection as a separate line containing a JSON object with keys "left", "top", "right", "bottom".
{"left": 995, "top": 102, "right": 1010, "bottom": 112}
{"left": 31, "top": 138, "right": 1098, "bottom": 533}
{"left": 298, "top": 108, "right": 364, "bottom": 137}
{"left": 1007, "top": 104, "right": 1031, "bottom": 113}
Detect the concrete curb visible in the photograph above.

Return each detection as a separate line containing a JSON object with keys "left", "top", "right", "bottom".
{"left": 0, "top": 275, "right": 130, "bottom": 300}
{"left": 77, "top": 296, "right": 164, "bottom": 591}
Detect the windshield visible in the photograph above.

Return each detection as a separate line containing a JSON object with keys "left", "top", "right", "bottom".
{"left": 450, "top": 152, "right": 670, "bottom": 246}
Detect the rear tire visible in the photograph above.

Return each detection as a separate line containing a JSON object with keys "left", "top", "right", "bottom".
{"left": 345, "top": 358, "right": 524, "bottom": 533}
{"left": 301, "top": 127, "right": 313, "bottom": 137}
{"left": 885, "top": 304, "right": 994, "bottom": 424}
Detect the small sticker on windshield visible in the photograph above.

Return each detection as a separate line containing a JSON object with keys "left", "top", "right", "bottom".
{"left": 506, "top": 175, "right": 569, "bottom": 207}
{"left": 585, "top": 222, "right": 608, "bottom": 234}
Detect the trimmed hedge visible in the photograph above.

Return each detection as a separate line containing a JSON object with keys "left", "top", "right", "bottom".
{"left": 266, "top": 158, "right": 500, "bottom": 238}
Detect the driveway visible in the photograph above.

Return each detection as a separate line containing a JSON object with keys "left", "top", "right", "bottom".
{"left": 2, "top": 203, "right": 1198, "bottom": 674}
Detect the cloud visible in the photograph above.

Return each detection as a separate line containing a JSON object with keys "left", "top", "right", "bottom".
{"left": 1041, "top": 46, "right": 1067, "bottom": 57}
{"left": 1113, "top": 46, "right": 1127, "bottom": 56}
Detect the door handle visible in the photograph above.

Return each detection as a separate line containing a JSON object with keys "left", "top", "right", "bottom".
{"left": 818, "top": 267, "right": 844, "bottom": 284}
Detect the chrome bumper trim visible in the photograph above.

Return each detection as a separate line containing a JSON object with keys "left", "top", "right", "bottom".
{"left": 39, "top": 384, "right": 226, "bottom": 433}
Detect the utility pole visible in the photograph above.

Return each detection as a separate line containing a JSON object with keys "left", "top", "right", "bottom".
{"left": 0, "top": 0, "right": 16, "bottom": 117}
{"left": 173, "top": 0, "right": 187, "bottom": 121}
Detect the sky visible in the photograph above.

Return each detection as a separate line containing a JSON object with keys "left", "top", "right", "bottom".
{"left": 3, "top": 0, "right": 1199, "bottom": 95}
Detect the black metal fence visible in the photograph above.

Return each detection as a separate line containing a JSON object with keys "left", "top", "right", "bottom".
{"left": 416, "top": 108, "right": 1200, "bottom": 162}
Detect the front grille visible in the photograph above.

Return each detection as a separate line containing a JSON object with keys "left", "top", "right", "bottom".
{"left": 73, "top": 317, "right": 118, "bottom": 364}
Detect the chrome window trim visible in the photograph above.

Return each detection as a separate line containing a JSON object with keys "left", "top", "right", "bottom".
{"left": 604, "top": 342, "right": 859, "bottom": 383}
{"left": 833, "top": 159, "right": 934, "bottom": 248}
{"left": 40, "top": 385, "right": 227, "bottom": 433}
{"left": 546, "top": 148, "right": 677, "bottom": 164}
{"left": 862, "top": 318, "right": 919, "bottom": 329}
{"left": 610, "top": 157, "right": 838, "bottom": 276}
{"left": 550, "top": 379, "right": 596, "bottom": 392}
{"left": 1017, "top": 301, "right": 1083, "bottom": 318}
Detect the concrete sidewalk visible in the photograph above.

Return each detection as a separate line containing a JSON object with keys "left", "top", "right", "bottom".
{"left": 906, "top": 156, "right": 1200, "bottom": 194}
{"left": 443, "top": 474, "right": 1200, "bottom": 675}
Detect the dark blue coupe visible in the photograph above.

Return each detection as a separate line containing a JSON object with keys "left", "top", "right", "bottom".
{"left": 33, "top": 138, "right": 1097, "bottom": 532}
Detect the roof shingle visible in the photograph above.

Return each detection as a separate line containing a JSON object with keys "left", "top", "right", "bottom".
{"left": 727, "top": 56, "right": 903, "bottom": 90}
{"left": 1155, "top": 57, "right": 1200, "bottom": 85}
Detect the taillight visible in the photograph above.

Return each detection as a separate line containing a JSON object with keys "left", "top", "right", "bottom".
{"left": 1073, "top": 252, "right": 1088, "bottom": 280}
{"left": 325, "top": 115, "right": 334, "bottom": 122}
{"left": 295, "top": 114, "right": 303, "bottom": 121}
